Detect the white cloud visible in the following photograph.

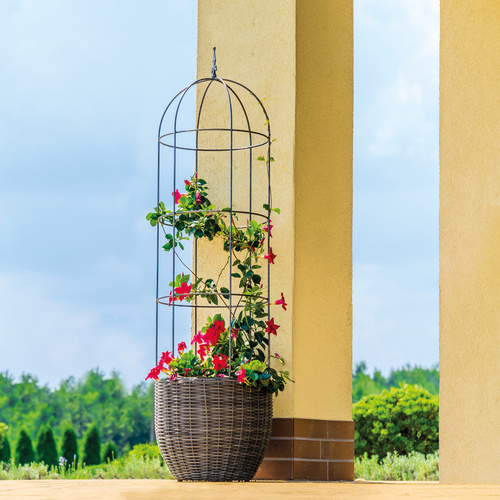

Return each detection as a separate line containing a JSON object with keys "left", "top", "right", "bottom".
{"left": 355, "top": 0, "right": 439, "bottom": 159}
{"left": 353, "top": 263, "right": 439, "bottom": 375}
{"left": 0, "top": 271, "right": 152, "bottom": 388}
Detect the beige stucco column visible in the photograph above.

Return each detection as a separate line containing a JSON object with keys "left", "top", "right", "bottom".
{"left": 197, "top": 0, "right": 353, "bottom": 481}
{"left": 440, "top": 1, "right": 500, "bottom": 484}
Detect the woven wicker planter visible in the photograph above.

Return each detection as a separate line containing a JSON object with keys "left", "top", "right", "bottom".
{"left": 154, "top": 377, "right": 272, "bottom": 481}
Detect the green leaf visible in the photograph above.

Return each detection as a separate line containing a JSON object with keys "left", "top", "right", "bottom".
{"left": 256, "top": 156, "right": 265, "bottom": 162}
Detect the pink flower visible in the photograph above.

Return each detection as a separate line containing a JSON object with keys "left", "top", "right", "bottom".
{"left": 178, "top": 342, "right": 187, "bottom": 354}
{"left": 145, "top": 365, "right": 162, "bottom": 381}
{"left": 231, "top": 327, "right": 240, "bottom": 340}
{"left": 264, "top": 221, "right": 273, "bottom": 236}
{"left": 274, "top": 293, "right": 287, "bottom": 311}
{"left": 184, "top": 368, "right": 191, "bottom": 376}
{"left": 169, "top": 373, "right": 177, "bottom": 381}
{"left": 196, "top": 192, "right": 202, "bottom": 204}
{"left": 265, "top": 318, "right": 280, "bottom": 336}
{"left": 236, "top": 367, "right": 247, "bottom": 384}
{"left": 264, "top": 247, "right": 277, "bottom": 265}
{"left": 172, "top": 189, "right": 183, "bottom": 204}
{"left": 174, "top": 281, "right": 192, "bottom": 301}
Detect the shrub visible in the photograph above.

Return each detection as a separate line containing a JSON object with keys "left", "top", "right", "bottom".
{"left": 36, "top": 425, "right": 58, "bottom": 468}
{"left": 61, "top": 427, "right": 79, "bottom": 468}
{"left": 83, "top": 425, "right": 101, "bottom": 466}
{"left": 102, "top": 441, "right": 118, "bottom": 463}
{"left": 355, "top": 451, "right": 439, "bottom": 481}
{"left": 128, "top": 443, "right": 162, "bottom": 461}
{"left": 0, "top": 423, "right": 7, "bottom": 450}
{"left": 353, "top": 384, "right": 439, "bottom": 458}
{"left": 15, "top": 429, "right": 35, "bottom": 465}
{"left": 0, "top": 435, "right": 11, "bottom": 463}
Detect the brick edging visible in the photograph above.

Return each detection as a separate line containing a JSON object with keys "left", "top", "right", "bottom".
{"left": 254, "top": 418, "right": 355, "bottom": 481}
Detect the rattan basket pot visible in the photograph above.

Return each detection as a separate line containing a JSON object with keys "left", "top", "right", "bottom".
{"left": 154, "top": 377, "right": 272, "bottom": 481}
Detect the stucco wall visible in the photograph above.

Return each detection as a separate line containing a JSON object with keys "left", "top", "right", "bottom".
{"left": 197, "top": 0, "right": 353, "bottom": 420}
{"left": 440, "top": 0, "right": 500, "bottom": 484}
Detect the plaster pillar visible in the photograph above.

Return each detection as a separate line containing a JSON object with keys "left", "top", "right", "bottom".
{"left": 197, "top": 0, "right": 353, "bottom": 480}
{"left": 440, "top": 0, "right": 500, "bottom": 484}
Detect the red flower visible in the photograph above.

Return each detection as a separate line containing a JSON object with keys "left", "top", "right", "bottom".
{"left": 184, "top": 368, "right": 191, "bottom": 376}
{"left": 172, "top": 189, "right": 183, "bottom": 204}
{"left": 145, "top": 365, "right": 162, "bottom": 381}
{"left": 264, "top": 247, "right": 277, "bottom": 264}
{"left": 191, "top": 332, "right": 204, "bottom": 345}
{"left": 196, "top": 192, "right": 202, "bottom": 204}
{"left": 168, "top": 291, "right": 174, "bottom": 306}
{"left": 213, "top": 320, "right": 225, "bottom": 333}
{"left": 213, "top": 354, "right": 228, "bottom": 371}
{"left": 170, "top": 373, "right": 177, "bottom": 381}
{"left": 274, "top": 293, "right": 287, "bottom": 311}
{"left": 202, "top": 319, "right": 225, "bottom": 346}
{"left": 160, "top": 350, "right": 174, "bottom": 367}
{"left": 236, "top": 367, "right": 247, "bottom": 383}
{"left": 178, "top": 342, "right": 187, "bottom": 354}
{"left": 198, "top": 344, "right": 207, "bottom": 361}
{"left": 174, "top": 281, "right": 192, "bottom": 301}
{"left": 184, "top": 180, "right": 190, "bottom": 186}
{"left": 264, "top": 221, "right": 273, "bottom": 236}
{"left": 265, "top": 318, "right": 280, "bottom": 336}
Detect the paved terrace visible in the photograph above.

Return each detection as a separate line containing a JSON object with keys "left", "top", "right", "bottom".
{"left": 1, "top": 480, "right": 500, "bottom": 499}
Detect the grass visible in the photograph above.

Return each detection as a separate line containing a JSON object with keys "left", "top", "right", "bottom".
{"left": 355, "top": 451, "right": 439, "bottom": 481}
{"left": 1, "top": 446, "right": 438, "bottom": 481}
{"left": 0, "top": 455, "right": 172, "bottom": 480}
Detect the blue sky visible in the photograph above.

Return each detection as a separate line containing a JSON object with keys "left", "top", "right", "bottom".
{"left": 0, "top": 0, "right": 439, "bottom": 387}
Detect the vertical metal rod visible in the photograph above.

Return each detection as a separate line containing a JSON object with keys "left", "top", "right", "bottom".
{"left": 172, "top": 127, "right": 177, "bottom": 355}
{"left": 156, "top": 134, "right": 161, "bottom": 365}
{"left": 267, "top": 136, "right": 271, "bottom": 367}
{"left": 227, "top": 91, "right": 234, "bottom": 377}
{"left": 193, "top": 79, "right": 215, "bottom": 355}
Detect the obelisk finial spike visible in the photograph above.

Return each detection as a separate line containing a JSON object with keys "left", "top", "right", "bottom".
{"left": 211, "top": 47, "right": 217, "bottom": 78}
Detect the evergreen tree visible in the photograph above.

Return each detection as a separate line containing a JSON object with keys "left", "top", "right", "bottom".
{"left": 102, "top": 441, "right": 118, "bottom": 463}
{"left": 61, "top": 427, "right": 79, "bottom": 468}
{"left": 0, "top": 436, "right": 11, "bottom": 463}
{"left": 15, "top": 429, "right": 35, "bottom": 465}
{"left": 36, "top": 425, "right": 58, "bottom": 468}
{"left": 83, "top": 424, "right": 101, "bottom": 465}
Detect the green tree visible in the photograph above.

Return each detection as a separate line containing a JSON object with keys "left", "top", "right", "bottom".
{"left": 61, "top": 426, "right": 79, "bottom": 467}
{"left": 83, "top": 424, "right": 101, "bottom": 465}
{"left": 102, "top": 441, "right": 118, "bottom": 463}
{"left": 353, "top": 385, "right": 439, "bottom": 458}
{"left": 352, "top": 362, "right": 440, "bottom": 402}
{"left": 0, "top": 369, "right": 153, "bottom": 454}
{"left": 387, "top": 364, "right": 439, "bottom": 395}
{"left": 15, "top": 429, "right": 35, "bottom": 465}
{"left": 0, "top": 435, "right": 11, "bottom": 463}
{"left": 36, "top": 425, "right": 58, "bottom": 468}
